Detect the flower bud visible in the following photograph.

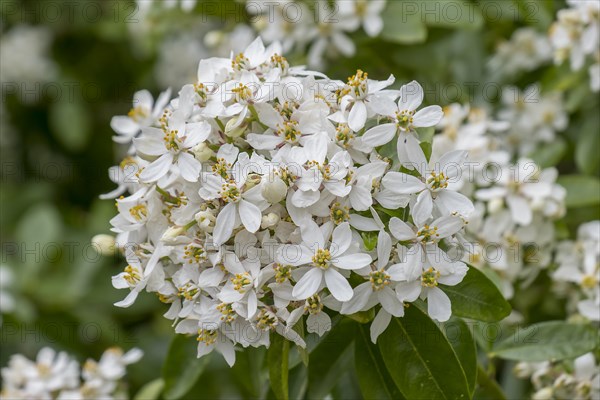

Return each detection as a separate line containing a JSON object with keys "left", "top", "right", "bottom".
{"left": 192, "top": 142, "right": 215, "bottom": 162}
{"left": 91, "top": 234, "right": 116, "bottom": 256}
{"left": 161, "top": 226, "right": 187, "bottom": 244}
{"left": 261, "top": 176, "right": 287, "bottom": 204}
{"left": 204, "top": 30, "right": 224, "bottom": 48}
{"left": 487, "top": 197, "right": 504, "bottom": 214}
{"left": 195, "top": 210, "right": 216, "bottom": 232}
{"left": 532, "top": 387, "right": 553, "bottom": 400}
{"left": 261, "top": 213, "right": 280, "bottom": 229}
{"left": 225, "top": 116, "right": 247, "bottom": 138}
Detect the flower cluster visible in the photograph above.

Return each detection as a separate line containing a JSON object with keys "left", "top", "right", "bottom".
{"left": 549, "top": 0, "right": 600, "bottom": 92}
{"left": 247, "top": 0, "right": 387, "bottom": 68}
{"left": 553, "top": 220, "right": 600, "bottom": 322}
{"left": 0, "top": 347, "right": 142, "bottom": 400}
{"left": 515, "top": 353, "right": 599, "bottom": 400}
{"left": 432, "top": 103, "right": 566, "bottom": 299}
{"left": 105, "top": 37, "right": 475, "bottom": 365}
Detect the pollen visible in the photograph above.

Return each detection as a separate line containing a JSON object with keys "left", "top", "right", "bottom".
{"left": 427, "top": 171, "right": 448, "bottom": 190}
{"left": 197, "top": 329, "right": 217, "bottom": 346}
{"left": 369, "top": 269, "right": 391, "bottom": 291}
{"left": 274, "top": 263, "right": 292, "bottom": 283}
{"left": 421, "top": 267, "right": 440, "bottom": 287}
{"left": 276, "top": 120, "right": 301, "bottom": 143}
{"left": 305, "top": 294, "right": 324, "bottom": 315}
{"left": 231, "top": 272, "right": 252, "bottom": 293}
{"left": 312, "top": 248, "right": 331, "bottom": 269}
{"left": 396, "top": 110, "right": 415, "bottom": 131}
{"left": 129, "top": 204, "right": 147, "bottom": 221}
{"left": 127, "top": 106, "right": 148, "bottom": 122}
{"left": 417, "top": 225, "right": 440, "bottom": 243}
{"left": 217, "top": 302, "right": 236, "bottom": 323}
{"left": 330, "top": 202, "right": 350, "bottom": 225}
{"left": 219, "top": 181, "right": 241, "bottom": 203}
{"left": 256, "top": 309, "right": 278, "bottom": 331}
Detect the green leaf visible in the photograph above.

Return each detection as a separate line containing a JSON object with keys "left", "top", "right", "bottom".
{"left": 491, "top": 321, "right": 598, "bottom": 361}
{"left": 381, "top": 2, "right": 427, "bottom": 44}
{"left": 419, "top": 141, "right": 432, "bottom": 162}
{"left": 529, "top": 138, "right": 566, "bottom": 168}
{"left": 378, "top": 306, "right": 471, "bottom": 400}
{"left": 308, "top": 318, "right": 355, "bottom": 398}
{"left": 162, "top": 334, "right": 210, "bottom": 400}
{"left": 355, "top": 324, "right": 405, "bottom": 400}
{"left": 268, "top": 333, "right": 290, "bottom": 400}
{"left": 575, "top": 116, "right": 600, "bottom": 175}
{"left": 443, "top": 317, "right": 477, "bottom": 395}
{"left": 49, "top": 97, "right": 92, "bottom": 152}
{"left": 423, "top": 1, "right": 484, "bottom": 29}
{"left": 473, "top": 365, "right": 506, "bottom": 400}
{"left": 442, "top": 265, "right": 511, "bottom": 322}
{"left": 134, "top": 378, "right": 164, "bottom": 400}
{"left": 557, "top": 175, "right": 600, "bottom": 208}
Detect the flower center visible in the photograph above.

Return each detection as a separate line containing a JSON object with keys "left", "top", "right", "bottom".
{"left": 417, "top": 225, "right": 440, "bottom": 243}
{"left": 123, "top": 265, "right": 141, "bottom": 286}
{"left": 347, "top": 69, "right": 368, "bottom": 98}
{"left": 163, "top": 129, "right": 181, "bottom": 151}
{"left": 256, "top": 309, "right": 278, "bottom": 330}
{"left": 312, "top": 248, "right": 331, "bottom": 269}
{"left": 184, "top": 244, "right": 206, "bottom": 264}
{"left": 581, "top": 273, "right": 598, "bottom": 290}
{"left": 219, "top": 181, "right": 241, "bottom": 203}
{"left": 395, "top": 110, "right": 415, "bottom": 131}
{"left": 336, "top": 123, "right": 354, "bottom": 146}
{"left": 274, "top": 263, "right": 292, "bottom": 283}
{"left": 330, "top": 202, "right": 350, "bottom": 225}
{"left": 232, "top": 83, "right": 253, "bottom": 103}
{"left": 178, "top": 283, "right": 199, "bottom": 300}
{"left": 197, "top": 329, "right": 217, "bottom": 345}
{"left": 305, "top": 294, "right": 324, "bottom": 315}
{"left": 217, "top": 302, "right": 236, "bottom": 323}
{"left": 128, "top": 106, "right": 148, "bottom": 122}
{"left": 427, "top": 171, "right": 448, "bottom": 190}
{"left": 232, "top": 53, "right": 250, "bottom": 70}
{"left": 421, "top": 267, "right": 440, "bottom": 287}
{"left": 369, "top": 269, "right": 391, "bottom": 291}
{"left": 276, "top": 120, "right": 301, "bottom": 143}
{"left": 231, "top": 272, "right": 252, "bottom": 293}
{"left": 129, "top": 204, "right": 147, "bottom": 221}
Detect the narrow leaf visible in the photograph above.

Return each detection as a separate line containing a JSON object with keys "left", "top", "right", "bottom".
{"left": 162, "top": 335, "right": 210, "bottom": 400}
{"left": 268, "top": 333, "right": 290, "bottom": 400}
{"left": 491, "top": 321, "right": 598, "bottom": 361}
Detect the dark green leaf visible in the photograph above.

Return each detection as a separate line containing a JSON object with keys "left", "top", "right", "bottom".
{"left": 529, "top": 138, "right": 566, "bottom": 168}
{"left": 378, "top": 306, "right": 471, "bottom": 400}
{"left": 473, "top": 365, "right": 506, "bottom": 400}
{"left": 443, "top": 317, "right": 477, "bottom": 395}
{"left": 381, "top": 2, "right": 427, "bottom": 44}
{"left": 268, "top": 333, "right": 290, "bottom": 400}
{"left": 162, "top": 334, "right": 210, "bottom": 400}
{"left": 575, "top": 116, "right": 600, "bottom": 175}
{"left": 308, "top": 319, "right": 355, "bottom": 398}
{"left": 557, "top": 175, "right": 600, "bottom": 208}
{"left": 355, "top": 324, "right": 405, "bottom": 400}
{"left": 491, "top": 321, "right": 598, "bottom": 361}
{"left": 442, "top": 265, "right": 511, "bottom": 322}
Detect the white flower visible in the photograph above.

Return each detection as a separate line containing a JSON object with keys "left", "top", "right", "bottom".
{"left": 338, "top": 0, "right": 387, "bottom": 37}
{"left": 277, "top": 221, "right": 371, "bottom": 301}
{"left": 362, "top": 80, "right": 443, "bottom": 165}
{"left": 111, "top": 89, "right": 171, "bottom": 144}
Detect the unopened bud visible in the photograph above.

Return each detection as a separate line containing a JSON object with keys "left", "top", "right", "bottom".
{"left": 195, "top": 210, "right": 216, "bottom": 232}
{"left": 487, "top": 198, "right": 504, "bottom": 214}
{"left": 261, "top": 176, "right": 287, "bottom": 204}
{"left": 161, "top": 226, "right": 187, "bottom": 244}
{"left": 261, "top": 213, "right": 280, "bottom": 229}
{"left": 192, "top": 142, "right": 215, "bottom": 162}
{"left": 91, "top": 234, "right": 116, "bottom": 256}
{"left": 225, "top": 116, "right": 247, "bottom": 138}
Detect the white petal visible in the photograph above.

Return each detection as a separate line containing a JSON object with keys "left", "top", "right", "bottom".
{"left": 507, "top": 195, "right": 532, "bottom": 225}
{"left": 370, "top": 309, "right": 391, "bottom": 343}
{"left": 382, "top": 171, "right": 426, "bottom": 194}
{"left": 139, "top": 153, "right": 173, "bottom": 182}
{"left": 331, "top": 222, "right": 352, "bottom": 257}
{"left": 111, "top": 116, "right": 139, "bottom": 135}
{"left": 389, "top": 217, "right": 415, "bottom": 241}
{"left": 213, "top": 203, "right": 237, "bottom": 246}
{"left": 361, "top": 123, "right": 396, "bottom": 147}
{"left": 434, "top": 190, "right": 474, "bottom": 217}
{"left": 378, "top": 286, "right": 405, "bottom": 317}
{"left": 377, "top": 230, "right": 392, "bottom": 269}
{"left": 178, "top": 152, "right": 201, "bottom": 182}
{"left": 324, "top": 268, "right": 353, "bottom": 301}
{"left": 398, "top": 81, "right": 423, "bottom": 111}
{"left": 340, "top": 282, "right": 372, "bottom": 314}
{"left": 333, "top": 253, "right": 372, "bottom": 270}
{"left": 427, "top": 287, "right": 452, "bottom": 322}
{"left": 412, "top": 191, "right": 433, "bottom": 227}
{"left": 292, "top": 268, "right": 323, "bottom": 300}
{"left": 348, "top": 101, "right": 368, "bottom": 132}
{"left": 239, "top": 200, "right": 261, "bottom": 233}
{"left": 413, "top": 105, "right": 444, "bottom": 127}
